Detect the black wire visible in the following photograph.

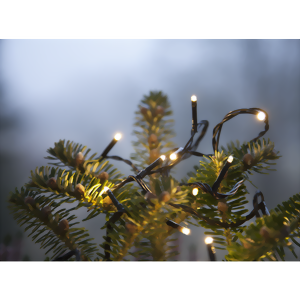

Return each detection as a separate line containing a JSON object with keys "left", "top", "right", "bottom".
{"left": 212, "top": 108, "right": 269, "bottom": 153}
{"left": 104, "top": 211, "right": 124, "bottom": 261}
{"left": 253, "top": 190, "right": 270, "bottom": 218}
{"left": 105, "top": 155, "right": 140, "bottom": 173}
{"left": 168, "top": 198, "right": 267, "bottom": 229}
{"left": 53, "top": 248, "right": 81, "bottom": 261}
{"left": 179, "top": 179, "right": 244, "bottom": 200}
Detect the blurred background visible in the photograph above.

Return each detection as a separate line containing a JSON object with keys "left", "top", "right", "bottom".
{"left": 0, "top": 39, "right": 299, "bottom": 261}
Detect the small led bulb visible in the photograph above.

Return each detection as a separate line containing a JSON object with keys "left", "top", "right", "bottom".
{"left": 257, "top": 112, "right": 266, "bottom": 121}
{"left": 205, "top": 237, "right": 213, "bottom": 244}
{"left": 181, "top": 227, "right": 191, "bottom": 235}
{"left": 170, "top": 153, "right": 177, "bottom": 161}
{"left": 227, "top": 155, "right": 233, "bottom": 163}
{"left": 103, "top": 187, "right": 109, "bottom": 192}
{"left": 114, "top": 133, "right": 122, "bottom": 141}
{"left": 160, "top": 155, "right": 166, "bottom": 161}
{"left": 191, "top": 95, "right": 197, "bottom": 102}
{"left": 192, "top": 188, "right": 198, "bottom": 196}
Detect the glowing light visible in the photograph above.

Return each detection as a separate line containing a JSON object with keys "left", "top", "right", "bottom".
{"left": 160, "top": 155, "right": 166, "bottom": 161}
{"left": 103, "top": 187, "right": 109, "bottom": 192}
{"left": 227, "top": 155, "right": 233, "bottom": 163}
{"left": 114, "top": 133, "right": 122, "bottom": 141}
{"left": 192, "top": 188, "right": 198, "bottom": 196}
{"left": 181, "top": 227, "right": 191, "bottom": 235}
{"left": 191, "top": 95, "right": 197, "bottom": 102}
{"left": 205, "top": 237, "right": 213, "bottom": 244}
{"left": 170, "top": 153, "right": 177, "bottom": 161}
{"left": 257, "top": 112, "right": 266, "bottom": 121}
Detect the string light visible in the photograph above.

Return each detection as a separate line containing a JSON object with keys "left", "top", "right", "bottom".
{"left": 114, "top": 133, "right": 122, "bottom": 141}
{"left": 212, "top": 155, "right": 234, "bottom": 192}
{"left": 170, "top": 147, "right": 184, "bottom": 161}
{"left": 170, "top": 153, "right": 177, "bottom": 161}
{"left": 192, "top": 188, "right": 198, "bottom": 196}
{"left": 204, "top": 236, "right": 216, "bottom": 261}
{"left": 205, "top": 237, "right": 213, "bottom": 244}
{"left": 103, "top": 187, "right": 125, "bottom": 212}
{"left": 98, "top": 98, "right": 270, "bottom": 262}
{"left": 100, "top": 133, "right": 122, "bottom": 158}
{"left": 180, "top": 227, "right": 191, "bottom": 235}
{"left": 191, "top": 95, "right": 198, "bottom": 133}
{"left": 166, "top": 219, "right": 191, "bottom": 235}
{"left": 137, "top": 155, "right": 166, "bottom": 179}
{"left": 257, "top": 111, "right": 266, "bottom": 121}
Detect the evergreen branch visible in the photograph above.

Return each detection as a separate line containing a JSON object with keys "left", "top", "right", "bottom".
{"left": 225, "top": 193, "right": 300, "bottom": 261}
{"left": 8, "top": 188, "right": 97, "bottom": 260}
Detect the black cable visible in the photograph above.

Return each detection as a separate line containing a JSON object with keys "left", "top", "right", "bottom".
{"left": 212, "top": 108, "right": 269, "bottom": 153}
{"left": 105, "top": 155, "right": 140, "bottom": 173}
{"left": 253, "top": 190, "right": 270, "bottom": 218}
{"left": 53, "top": 248, "right": 81, "bottom": 261}
{"left": 104, "top": 211, "right": 124, "bottom": 261}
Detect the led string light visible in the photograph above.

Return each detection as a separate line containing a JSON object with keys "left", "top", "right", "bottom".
{"left": 101, "top": 106, "right": 268, "bottom": 181}
{"left": 212, "top": 155, "right": 234, "bottom": 192}
{"left": 103, "top": 187, "right": 126, "bottom": 213}
{"left": 95, "top": 95, "right": 272, "bottom": 261}
{"left": 191, "top": 95, "right": 198, "bottom": 132}
{"left": 100, "top": 133, "right": 123, "bottom": 159}
{"left": 166, "top": 219, "right": 191, "bottom": 235}
{"left": 204, "top": 236, "right": 216, "bottom": 261}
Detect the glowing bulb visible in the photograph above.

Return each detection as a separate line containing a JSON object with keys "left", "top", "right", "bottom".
{"left": 191, "top": 95, "right": 197, "bottom": 102}
{"left": 160, "top": 155, "right": 166, "bottom": 161}
{"left": 181, "top": 227, "right": 191, "bottom": 235}
{"left": 257, "top": 112, "right": 266, "bottom": 121}
{"left": 192, "top": 188, "right": 198, "bottom": 196}
{"left": 205, "top": 237, "right": 213, "bottom": 244}
{"left": 170, "top": 153, "right": 177, "bottom": 161}
{"left": 227, "top": 155, "right": 233, "bottom": 163}
{"left": 103, "top": 187, "right": 109, "bottom": 192}
{"left": 114, "top": 133, "right": 122, "bottom": 141}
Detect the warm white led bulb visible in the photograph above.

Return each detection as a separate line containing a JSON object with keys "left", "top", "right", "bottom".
{"left": 170, "top": 153, "right": 177, "bottom": 161}
{"left": 160, "top": 155, "right": 166, "bottom": 161}
{"left": 114, "top": 133, "right": 122, "bottom": 141}
{"left": 181, "top": 227, "right": 191, "bottom": 235}
{"left": 205, "top": 237, "right": 213, "bottom": 244}
{"left": 257, "top": 112, "right": 266, "bottom": 121}
{"left": 192, "top": 188, "right": 198, "bottom": 196}
{"left": 191, "top": 95, "right": 197, "bottom": 102}
{"left": 227, "top": 155, "right": 233, "bottom": 163}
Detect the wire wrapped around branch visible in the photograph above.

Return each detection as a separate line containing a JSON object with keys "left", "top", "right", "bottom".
{"left": 180, "top": 179, "right": 244, "bottom": 200}
{"left": 253, "top": 190, "right": 270, "bottom": 218}
{"left": 212, "top": 108, "right": 269, "bottom": 153}
{"left": 168, "top": 199, "right": 268, "bottom": 229}
{"left": 112, "top": 174, "right": 152, "bottom": 194}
